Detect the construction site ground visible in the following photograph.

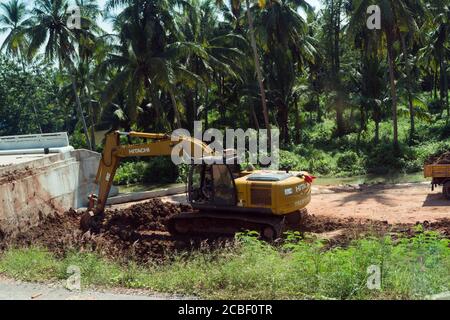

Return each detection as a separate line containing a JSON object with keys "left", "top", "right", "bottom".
{"left": 1, "top": 181, "right": 449, "bottom": 299}
{"left": 142, "top": 182, "right": 450, "bottom": 225}
{"left": 1, "top": 182, "right": 449, "bottom": 263}
{"left": 309, "top": 182, "right": 450, "bottom": 224}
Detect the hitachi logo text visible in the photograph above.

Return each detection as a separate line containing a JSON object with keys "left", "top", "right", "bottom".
{"left": 129, "top": 148, "right": 150, "bottom": 154}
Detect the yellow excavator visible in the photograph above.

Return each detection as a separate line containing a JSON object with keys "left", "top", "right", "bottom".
{"left": 81, "top": 131, "right": 314, "bottom": 239}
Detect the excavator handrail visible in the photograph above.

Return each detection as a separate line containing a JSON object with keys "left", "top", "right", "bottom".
{"left": 118, "top": 131, "right": 171, "bottom": 140}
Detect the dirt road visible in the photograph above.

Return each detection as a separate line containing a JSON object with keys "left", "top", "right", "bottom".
{"left": 308, "top": 183, "right": 449, "bottom": 224}
{"left": 117, "top": 183, "right": 449, "bottom": 225}
{"left": 0, "top": 276, "right": 190, "bottom": 300}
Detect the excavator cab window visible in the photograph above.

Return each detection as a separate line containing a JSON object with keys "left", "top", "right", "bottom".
{"left": 212, "top": 164, "right": 237, "bottom": 206}
{"left": 188, "top": 164, "right": 237, "bottom": 206}
{"left": 189, "top": 165, "right": 208, "bottom": 203}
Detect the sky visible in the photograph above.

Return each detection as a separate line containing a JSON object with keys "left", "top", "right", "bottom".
{"left": 0, "top": 0, "right": 323, "bottom": 54}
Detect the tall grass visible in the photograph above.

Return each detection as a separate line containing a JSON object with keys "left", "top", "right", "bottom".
{"left": 0, "top": 231, "right": 449, "bottom": 299}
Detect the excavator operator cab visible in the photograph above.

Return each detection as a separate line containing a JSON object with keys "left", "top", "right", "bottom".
{"left": 188, "top": 157, "right": 239, "bottom": 207}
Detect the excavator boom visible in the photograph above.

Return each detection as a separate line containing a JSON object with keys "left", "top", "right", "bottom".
{"left": 89, "top": 131, "right": 213, "bottom": 214}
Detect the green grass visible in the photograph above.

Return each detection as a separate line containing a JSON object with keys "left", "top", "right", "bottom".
{"left": 1, "top": 232, "right": 449, "bottom": 299}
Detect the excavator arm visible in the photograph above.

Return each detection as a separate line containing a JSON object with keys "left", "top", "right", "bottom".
{"left": 88, "top": 131, "right": 213, "bottom": 215}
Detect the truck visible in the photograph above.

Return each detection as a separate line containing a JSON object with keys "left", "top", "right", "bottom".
{"left": 424, "top": 164, "right": 450, "bottom": 199}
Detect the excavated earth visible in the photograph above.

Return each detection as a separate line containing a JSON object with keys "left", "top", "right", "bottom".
{"left": 1, "top": 198, "right": 449, "bottom": 264}
{"left": 2, "top": 199, "right": 193, "bottom": 264}
{"left": 0, "top": 167, "right": 34, "bottom": 185}
{"left": 425, "top": 151, "right": 450, "bottom": 165}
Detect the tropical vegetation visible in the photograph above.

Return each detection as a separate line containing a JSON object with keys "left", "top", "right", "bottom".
{"left": 1, "top": 0, "right": 449, "bottom": 181}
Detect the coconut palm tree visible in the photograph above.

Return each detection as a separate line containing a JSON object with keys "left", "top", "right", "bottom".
{"left": 0, "top": 0, "right": 30, "bottom": 62}
{"left": 419, "top": 1, "right": 450, "bottom": 120}
{"left": 254, "top": 0, "right": 316, "bottom": 143}
{"left": 75, "top": 0, "right": 104, "bottom": 149}
{"left": 349, "top": 0, "right": 423, "bottom": 153}
{"left": 216, "top": 0, "right": 272, "bottom": 140}
{"left": 101, "top": 0, "right": 204, "bottom": 130}
{"left": 177, "top": 0, "right": 245, "bottom": 129}
{"left": 25, "top": 0, "right": 94, "bottom": 150}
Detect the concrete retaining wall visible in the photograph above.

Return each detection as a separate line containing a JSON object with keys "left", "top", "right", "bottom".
{"left": 0, "top": 150, "right": 101, "bottom": 239}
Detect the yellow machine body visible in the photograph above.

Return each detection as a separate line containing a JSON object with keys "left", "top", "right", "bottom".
{"left": 235, "top": 170, "right": 312, "bottom": 215}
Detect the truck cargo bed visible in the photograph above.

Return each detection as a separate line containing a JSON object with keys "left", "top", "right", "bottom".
{"left": 424, "top": 164, "right": 450, "bottom": 178}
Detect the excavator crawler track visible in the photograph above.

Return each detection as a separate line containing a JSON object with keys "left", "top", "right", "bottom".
{"left": 167, "top": 210, "right": 285, "bottom": 240}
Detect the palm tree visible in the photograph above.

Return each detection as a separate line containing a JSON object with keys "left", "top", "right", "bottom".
{"left": 216, "top": 0, "right": 272, "bottom": 141}
{"left": 101, "top": 0, "right": 202, "bottom": 131}
{"left": 75, "top": 0, "right": 103, "bottom": 149}
{"left": 177, "top": 0, "right": 245, "bottom": 129}
{"left": 419, "top": 1, "right": 450, "bottom": 120}
{"left": 26, "top": 0, "right": 93, "bottom": 150}
{"left": 0, "top": 0, "right": 44, "bottom": 132}
{"left": 0, "top": 0, "right": 30, "bottom": 62}
{"left": 349, "top": 0, "right": 422, "bottom": 153}
{"left": 254, "top": 0, "right": 316, "bottom": 143}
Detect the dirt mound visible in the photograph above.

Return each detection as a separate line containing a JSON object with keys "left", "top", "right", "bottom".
{"left": 292, "top": 214, "right": 450, "bottom": 248}
{"left": 425, "top": 151, "right": 450, "bottom": 165}
{"left": 3, "top": 199, "right": 193, "bottom": 264}
{"left": 3, "top": 199, "right": 449, "bottom": 264}
{"left": 104, "top": 201, "right": 191, "bottom": 238}
{"left": 421, "top": 219, "right": 450, "bottom": 237}
{"left": 0, "top": 167, "right": 34, "bottom": 185}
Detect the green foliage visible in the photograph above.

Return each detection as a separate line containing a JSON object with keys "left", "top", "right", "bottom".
{"left": 176, "top": 163, "right": 190, "bottom": 184}
{"left": 0, "top": 57, "right": 67, "bottom": 136}
{"left": 336, "top": 151, "right": 365, "bottom": 175}
{"left": 1, "top": 232, "right": 448, "bottom": 299}
{"left": 279, "top": 150, "right": 306, "bottom": 171}
{"left": 69, "top": 128, "right": 89, "bottom": 150}
{"left": 280, "top": 149, "right": 337, "bottom": 176}
{"left": 114, "top": 158, "right": 179, "bottom": 185}
{"left": 0, "top": 0, "right": 449, "bottom": 181}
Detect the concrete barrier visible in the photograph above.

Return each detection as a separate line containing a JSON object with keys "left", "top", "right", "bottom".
{"left": 0, "top": 149, "right": 104, "bottom": 238}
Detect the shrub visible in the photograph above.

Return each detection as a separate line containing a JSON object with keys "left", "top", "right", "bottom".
{"left": 336, "top": 151, "right": 365, "bottom": 175}
{"left": 69, "top": 129, "right": 89, "bottom": 150}
{"left": 365, "top": 143, "right": 405, "bottom": 174}
{"left": 114, "top": 161, "right": 148, "bottom": 185}
{"left": 114, "top": 157, "right": 179, "bottom": 185}
{"left": 279, "top": 150, "right": 309, "bottom": 172}
{"left": 336, "top": 151, "right": 359, "bottom": 171}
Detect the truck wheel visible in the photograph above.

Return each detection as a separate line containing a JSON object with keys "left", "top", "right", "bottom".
{"left": 443, "top": 181, "right": 450, "bottom": 200}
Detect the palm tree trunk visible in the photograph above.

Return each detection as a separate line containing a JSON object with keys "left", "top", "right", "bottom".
{"left": 374, "top": 120, "right": 380, "bottom": 144}
{"left": 170, "top": 91, "right": 182, "bottom": 129}
{"left": 86, "top": 86, "right": 96, "bottom": 150}
{"left": 316, "top": 94, "right": 322, "bottom": 122}
{"left": 434, "top": 70, "right": 438, "bottom": 100}
{"left": 400, "top": 35, "right": 415, "bottom": 143}
{"left": 204, "top": 87, "right": 209, "bottom": 129}
{"left": 442, "top": 59, "right": 449, "bottom": 121}
{"left": 250, "top": 103, "right": 260, "bottom": 130}
{"left": 387, "top": 35, "right": 399, "bottom": 153}
{"left": 32, "top": 105, "right": 43, "bottom": 134}
{"left": 333, "top": 0, "right": 345, "bottom": 136}
{"left": 72, "top": 79, "right": 92, "bottom": 150}
{"left": 28, "top": 63, "right": 43, "bottom": 133}
{"left": 245, "top": 0, "right": 271, "bottom": 144}
{"left": 294, "top": 96, "right": 301, "bottom": 144}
